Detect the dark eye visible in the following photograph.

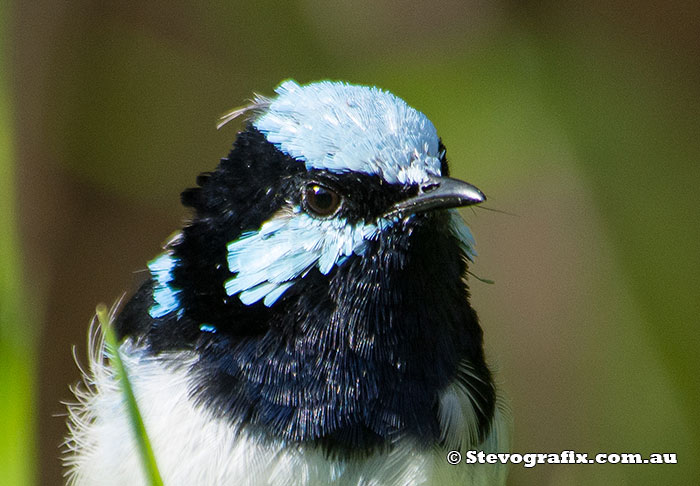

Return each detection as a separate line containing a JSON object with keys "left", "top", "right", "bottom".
{"left": 303, "top": 184, "right": 342, "bottom": 217}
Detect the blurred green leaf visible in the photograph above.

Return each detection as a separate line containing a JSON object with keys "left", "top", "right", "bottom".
{"left": 533, "top": 25, "right": 700, "bottom": 435}
{"left": 0, "top": 1, "right": 36, "bottom": 484}
{"left": 98, "top": 304, "right": 164, "bottom": 486}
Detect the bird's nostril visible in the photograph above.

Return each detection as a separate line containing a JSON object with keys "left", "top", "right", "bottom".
{"left": 419, "top": 182, "right": 440, "bottom": 194}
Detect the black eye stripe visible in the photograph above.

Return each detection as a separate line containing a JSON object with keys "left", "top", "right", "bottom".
{"left": 290, "top": 170, "right": 415, "bottom": 225}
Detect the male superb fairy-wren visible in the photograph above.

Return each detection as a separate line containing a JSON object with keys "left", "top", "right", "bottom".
{"left": 64, "top": 80, "right": 510, "bottom": 485}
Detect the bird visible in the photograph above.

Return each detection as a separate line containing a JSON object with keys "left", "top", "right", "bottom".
{"left": 64, "top": 79, "right": 510, "bottom": 486}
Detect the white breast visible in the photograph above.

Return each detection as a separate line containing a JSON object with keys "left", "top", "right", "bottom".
{"left": 64, "top": 335, "right": 510, "bottom": 486}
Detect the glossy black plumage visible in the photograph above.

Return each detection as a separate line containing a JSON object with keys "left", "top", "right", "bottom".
{"left": 114, "top": 126, "right": 496, "bottom": 455}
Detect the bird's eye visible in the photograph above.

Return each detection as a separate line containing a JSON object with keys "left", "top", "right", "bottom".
{"left": 303, "top": 184, "right": 342, "bottom": 217}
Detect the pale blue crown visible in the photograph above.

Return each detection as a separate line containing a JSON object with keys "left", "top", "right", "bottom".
{"left": 254, "top": 80, "right": 443, "bottom": 185}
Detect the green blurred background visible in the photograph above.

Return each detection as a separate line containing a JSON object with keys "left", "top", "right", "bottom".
{"left": 2, "top": 1, "right": 699, "bottom": 485}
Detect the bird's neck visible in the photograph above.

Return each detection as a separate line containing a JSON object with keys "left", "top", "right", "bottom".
{"left": 148, "top": 215, "right": 496, "bottom": 453}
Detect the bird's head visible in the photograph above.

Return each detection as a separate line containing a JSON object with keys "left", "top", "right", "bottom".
{"left": 123, "top": 80, "right": 494, "bottom": 451}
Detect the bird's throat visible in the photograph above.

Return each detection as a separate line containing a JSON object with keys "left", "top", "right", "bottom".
{"left": 177, "top": 217, "right": 496, "bottom": 454}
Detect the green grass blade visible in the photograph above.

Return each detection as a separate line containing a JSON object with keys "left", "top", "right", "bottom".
{"left": 97, "top": 304, "right": 164, "bottom": 486}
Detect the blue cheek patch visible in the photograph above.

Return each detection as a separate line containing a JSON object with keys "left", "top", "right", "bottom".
{"left": 148, "top": 252, "right": 182, "bottom": 318}
{"left": 225, "top": 209, "right": 381, "bottom": 307}
{"left": 145, "top": 213, "right": 475, "bottom": 314}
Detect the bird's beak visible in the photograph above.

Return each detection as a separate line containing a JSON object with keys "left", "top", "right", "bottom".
{"left": 387, "top": 175, "right": 485, "bottom": 217}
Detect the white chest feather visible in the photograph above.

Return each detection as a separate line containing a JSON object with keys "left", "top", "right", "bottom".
{"left": 65, "top": 338, "right": 510, "bottom": 486}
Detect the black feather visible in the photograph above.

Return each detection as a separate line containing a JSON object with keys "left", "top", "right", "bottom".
{"left": 114, "top": 125, "right": 495, "bottom": 457}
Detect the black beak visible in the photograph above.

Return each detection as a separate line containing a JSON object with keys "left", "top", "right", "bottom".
{"left": 386, "top": 175, "right": 485, "bottom": 217}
